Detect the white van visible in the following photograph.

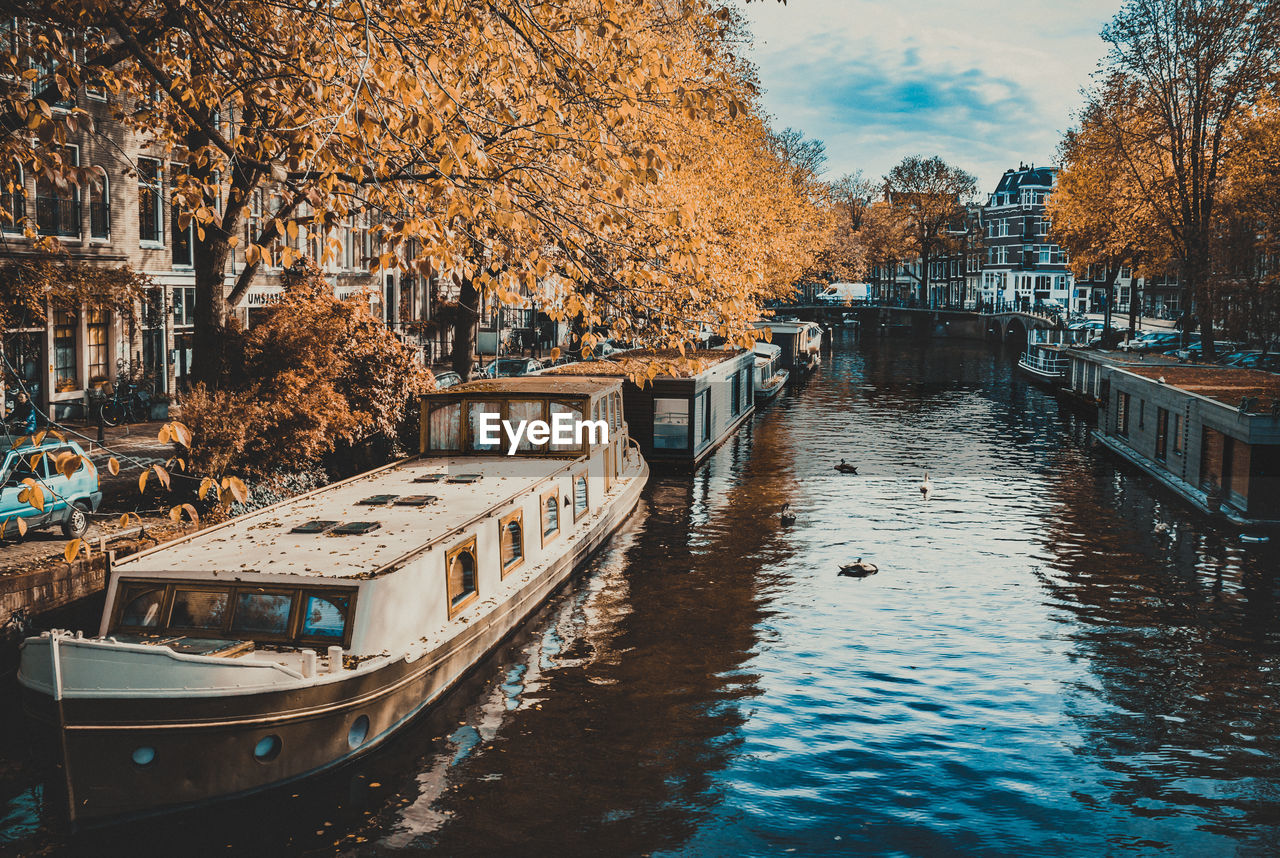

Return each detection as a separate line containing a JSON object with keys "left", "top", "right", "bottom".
{"left": 816, "top": 282, "right": 870, "bottom": 305}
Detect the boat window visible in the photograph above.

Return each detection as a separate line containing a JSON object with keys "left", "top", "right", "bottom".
{"left": 500, "top": 509, "right": 524, "bottom": 575}
{"left": 541, "top": 489, "right": 559, "bottom": 543}
{"left": 654, "top": 397, "right": 688, "bottom": 450}
{"left": 428, "top": 402, "right": 461, "bottom": 451}
{"left": 466, "top": 401, "right": 503, "bottom": 452}
{"left": 446, "top": 537, "right": 478, "bottom": 615}
{"left": 549, "top": 402, "right": 583, "bottom": 452}
{"left": 574, "top": 472, "right": 588, "bottom": 520}
{"left": 300, "top": 591, "right": 349, "bottom": 640}
{"left": 119, "top": 584, "right": 166, "bottom": 628}
{"left": 169, "top": 589, "right": 230, "bottom": 630}
{"left": 507, "top": 400, "right": 544, "bottom": 451}
{"left": 231, "top": 591, "right": 294, "bottom": 636}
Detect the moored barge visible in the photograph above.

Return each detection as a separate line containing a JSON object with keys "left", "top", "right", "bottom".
{"left": 18, "top": 376, "right": 647, "bottom": 825}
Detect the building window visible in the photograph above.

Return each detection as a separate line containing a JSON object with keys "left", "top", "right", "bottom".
{"left": 499, "top": 509, "right": 524, "bottom": 576}
{"left": 172, "top": 193, "right": 192, "bottom": 266}
{"left": 573, "top": 472, "right": 588, "bottom": 521}
{"left": 1, "top": 163, "right": 24, "bottom": 232}
{"left": 35, "top": 146, "right": 79, "bottom": 237}
{"left": 1173, "top": 413, "right": 1183, "bottom": 455}
{"left": 731, "top": 371, "right": 742, "bottom": 416}
{"left": 1116, "top": 392, "right": 1129, "bottom": 437}
{"left": 53, "top": 309, "right": 78, "bottom": 391}
{"left": 138, "top": 158, "right": 163, "bottom": 244}
{"left": 1138, "top": 399, "right": 1145, "bottom": 430}
{"left": 541, "top": 489, "right": 560, "bottom": 545}
{"left": 88, "top": 169, "right": 109, "bottom": 238}
{"left": 1155, "top": 407, "right": 1168, "bottom": 462}
{"left": 446, "top": 537, "right": 478, "bottom": 617}
{"left": 86, "top": 308, "right": 108, "bottom": 385}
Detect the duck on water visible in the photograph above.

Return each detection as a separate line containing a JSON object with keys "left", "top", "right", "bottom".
{"left": 17, "top": 377, "right": 649, "bottom": 826}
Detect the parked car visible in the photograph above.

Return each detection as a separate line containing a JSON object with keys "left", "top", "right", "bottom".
{"left": 1220, "top": 351, "right": 1280, "bottom": 373}
{"left": 1119, "top": 331, "right": 1182, "bottom": 352}
{"left": 0, "top": 437, "right": 102, "bottom": 538}
{"left": 431, "top": 370, "right": 462, "bottom": 389}
{"left": 481, "top": 357, "right": 545, "bottom": 379}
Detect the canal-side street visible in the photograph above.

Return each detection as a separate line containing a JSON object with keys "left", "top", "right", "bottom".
{"left": 5, "top": 332, "right": 1279, "bottom": 856}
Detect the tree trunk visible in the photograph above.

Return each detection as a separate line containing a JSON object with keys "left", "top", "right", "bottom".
{"left": 191, "top": 231, "right": 234, "bottom": 388}
{"left": 1127, "top": 277, "right": 1139, "bottom": 340}
{"left": 450, "top": 277, "right": 480, "bottom": 380}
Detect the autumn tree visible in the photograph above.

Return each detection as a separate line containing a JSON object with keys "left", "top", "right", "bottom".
{"left": 882, "top": 155, "right": 976, "bottom": 305}
{"left": 806, "top": 172, "right": 876, "bottom": 286}
{"left": 1048, "top": 84, "right": 1166, "bottom": 341}
{"left": 182, "top": 263, "right": 431, "bottom": 477}
{"left": 1092, "top": 0, "right": 1280, "bottom": 357}
{"left": 1, "top": 0, "right": 812, "bottom": 387}
{"left": 1215, "top": 97, "right": 1280, "bottom": 348}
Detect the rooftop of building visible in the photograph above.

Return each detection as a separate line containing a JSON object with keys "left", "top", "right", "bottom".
{"left": 1123, "top": 365, "right": 1280, "bottom": 411}
{"left": 992, "top": 165, "right": 1056, "bottom": 195}
{"left": 540, "top": 348, "right": 744, "bottom": 379}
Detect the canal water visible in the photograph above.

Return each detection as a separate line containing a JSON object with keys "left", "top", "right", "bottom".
{"left": 5, "top": 334, "right": 1280, "bottom": 856}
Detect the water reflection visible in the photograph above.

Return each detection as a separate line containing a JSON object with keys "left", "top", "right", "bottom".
{"left": 5, "top": 335, "right": 1280, "bottom": 856}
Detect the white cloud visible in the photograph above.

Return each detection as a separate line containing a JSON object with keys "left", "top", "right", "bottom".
{"left": 740, "top": 0, "right": 1118, "bottom": 192}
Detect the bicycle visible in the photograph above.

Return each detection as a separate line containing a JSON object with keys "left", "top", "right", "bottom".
{"left": 97, "top": 360, "right": 154, "bottom": 427}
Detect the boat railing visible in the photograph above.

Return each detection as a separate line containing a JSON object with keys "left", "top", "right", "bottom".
{"left": 1028, "top": 328, "right": 1089, "bottom": 346}
{"left": 1019, "top": 349, "right": 1069, "bottom": 376}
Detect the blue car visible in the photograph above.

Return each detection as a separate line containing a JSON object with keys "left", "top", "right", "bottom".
{"left": 0, "top": 437, "right": 102, "bottom": 538}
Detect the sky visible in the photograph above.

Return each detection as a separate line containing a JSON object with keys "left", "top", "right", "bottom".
{"left": 741, "top": 0, "right": 1122, "bottom": 194}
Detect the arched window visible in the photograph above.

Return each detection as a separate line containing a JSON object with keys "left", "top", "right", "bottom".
{"left": 499, "top": 510, "right": 523, "bottom": 575}
{"left": 88, "top": 168, "right": 109, "bottom": 238}
{"left": 573, "top": 473, "right": 588, "bottom": 521}
{"left": 541, "top": 489, "right": 559, "bottom": 544}
{"left": 446, "top": 537, "right": 478, "bottom": 616}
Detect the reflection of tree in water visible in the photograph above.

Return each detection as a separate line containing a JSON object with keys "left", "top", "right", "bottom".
{"left": 385, "top": 423, "right": 799, "bottom": 857}
{"left": 1037, "top": 431, "right": 1280, "bottom": 844}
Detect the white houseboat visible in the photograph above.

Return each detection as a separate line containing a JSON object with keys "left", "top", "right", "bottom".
{"left": 752, "top": 341, "right": 789, "bottom": 402}
{"left": 18, "top": 376, "right": 647, "bottom": 825}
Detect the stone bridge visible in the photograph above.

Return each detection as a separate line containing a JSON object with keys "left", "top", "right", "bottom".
{"left": 776, "top": 304, "right": 1061, "bottom": 345}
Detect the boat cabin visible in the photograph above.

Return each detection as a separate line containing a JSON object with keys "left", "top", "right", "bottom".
{"left": 542, "top": 349, "right": 755, "bottom": 466}
{"left": 752, "top": 320, "right": 822, "bottom": 375}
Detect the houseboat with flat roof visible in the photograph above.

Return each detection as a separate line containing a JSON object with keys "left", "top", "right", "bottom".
{"left": 1095, "top": 364, "right": 1280, "bottom": 527}
{"left": 752, "top": 341, "right": 788, "bottom": 403}
{"left": 751, "top": 319, "right": 822, "bottom": 376}
{"left": 18, "top": 376, "right": 648, "bottom": 825}
{"left": 542, "top": 348, "right": 755, "bottom": 467}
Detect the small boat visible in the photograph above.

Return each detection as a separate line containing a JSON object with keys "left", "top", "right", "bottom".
{"left": 1016, "top": 329, "right": 1088, "bottom": 386}
{"left": 752, "top": 319, "right": 823, "bottom": 376}
{"left": 18, "top": 377, "right": 648, "bottom": 825}
{"left": 752, "top": 341, "right": 789, "bottom": 402}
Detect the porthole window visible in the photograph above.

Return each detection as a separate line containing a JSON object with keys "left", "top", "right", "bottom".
{"left": 348, "top": 715, "right": 370, "bottom": 749}
{"left": 253, "top": 735, "right": 282, "bottom": 762}
{"left": 500, "top": 510, "right": 524, "bottom": 575}
{"left": 131, "top": 746, "right": 156, "bottom": 767}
